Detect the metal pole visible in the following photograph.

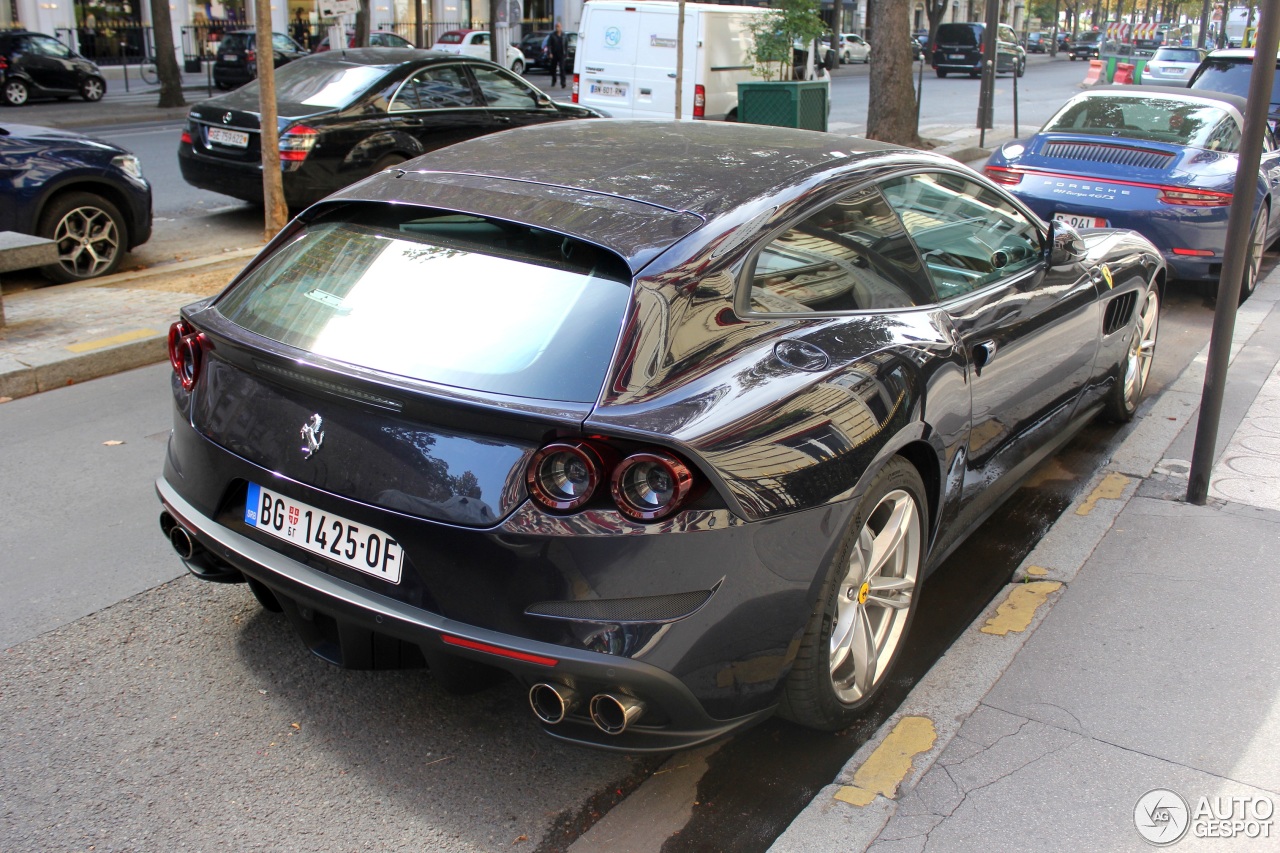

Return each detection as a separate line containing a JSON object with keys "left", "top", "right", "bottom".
{"left": 977, "top": 0, "right": 999, "bottom": 146}
{"left": 1012, "top": 59, "right": 1018, "bottom": 137}
{"left": 1186, "top": 1, "right": 1280, "bottom": 505}
{"left": 675, "top": 0, "right": 685, "bottom": 119}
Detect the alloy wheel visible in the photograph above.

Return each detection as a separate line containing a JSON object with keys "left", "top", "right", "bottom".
{"left": 828, "top": 488, "right": 921, "bottom": 703}
{"left": 1122, "top": 289, "right": 1159, "bottom": 411}
{"left": 3, "top": 79, "right": 28, "bottom": 106}
{"left": 1242, "top": 211, "right": 1267, "bottom": 302}
{"left": 53, "top": 204, "right": 120, "bottom": 279}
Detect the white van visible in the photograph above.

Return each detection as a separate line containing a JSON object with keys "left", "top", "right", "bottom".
{"left": 572, "top": 0, "right": 826, "bottom": 121}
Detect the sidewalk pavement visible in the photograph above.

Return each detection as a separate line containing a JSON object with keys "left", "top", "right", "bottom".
{"left": 10, "top": 120, "right": 1278, "bottom": 848}
{"left": 772, "top": 272, "right": 1280, "bottom": 850}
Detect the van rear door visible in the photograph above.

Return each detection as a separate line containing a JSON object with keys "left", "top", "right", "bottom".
{"left": 576, "top": 5, "right": 645, "bottom": 117}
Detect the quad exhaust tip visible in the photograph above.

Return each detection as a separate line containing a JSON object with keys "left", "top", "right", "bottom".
{"left": 529, "top": 682, "right": 580, "bottom": 725}
{"left": 588, "top": 692, "right": 645, "bottom": 735}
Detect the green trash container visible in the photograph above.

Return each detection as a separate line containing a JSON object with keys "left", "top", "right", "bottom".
{"left": 1103, "top": 55, "right": 1118, "bottom": 83}
{"left": 737, "top": 80, "right": 829, "bottom": 132}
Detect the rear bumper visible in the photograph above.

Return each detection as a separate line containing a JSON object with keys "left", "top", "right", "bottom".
{"left": 156, "top": 467, "right": 797, "bottom": 752}
{"left": 179, "top": 147, "right": 323, "bottom": 208}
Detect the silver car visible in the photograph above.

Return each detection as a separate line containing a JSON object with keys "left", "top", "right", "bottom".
{"left": 1143, "top": 46, "right": 1206, "bottom": 86}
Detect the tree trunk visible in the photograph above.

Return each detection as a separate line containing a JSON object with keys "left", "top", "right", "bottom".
{"left": 148, "top": 0, "right": 185, "bottom": 108}
{"left": 489, "top": 0, "right": 502, "bottom": 63}
{"left": 356, "top": 0, "right": 370, "bottom": 47}
{"left": 256, "top": 0, "right": 288, "bottom": 239}
{"left": 866, "top": 0, "right": 920, "bottom": 146}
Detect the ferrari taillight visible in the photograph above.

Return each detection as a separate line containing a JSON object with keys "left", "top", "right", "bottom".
{"left": 527, "top": 439, "right": 701, "bottom": 521}
{"left": 167, "top": 320, "right": 206, "bottom": 392}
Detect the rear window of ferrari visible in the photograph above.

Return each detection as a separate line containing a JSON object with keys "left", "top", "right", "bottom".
{"left": 215, "top": 208, "right": 633, "bottom": 403}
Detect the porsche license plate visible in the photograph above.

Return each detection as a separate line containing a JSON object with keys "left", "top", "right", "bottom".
{"left": 245, "top": 483, "right": 403, "bottom": 583}
{"left": 207, "top": 126, "right": 249, "bottom": 148}
{"left": 1054, "top": 212, "right": 1107, "bottom": 229}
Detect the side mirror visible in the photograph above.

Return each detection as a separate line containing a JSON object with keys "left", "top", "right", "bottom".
{"left": 1048, "top": 220, "right": 1087, "bottom": 267}
{"left": 823, "top": 48, "right": 838, "bottom": 71}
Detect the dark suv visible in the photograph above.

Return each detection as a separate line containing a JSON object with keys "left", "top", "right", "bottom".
{"left": 212, "top": 30, "right": 308, "bottom": 90}
{"left": 1189, "top": 48, "right": 1280, "bottom": 128}
{"left": 0, "top": 30, "right": 107, "bottom": 106}
{"left": 931, "top": 22, "right": 1025, "bottom": 78}
{"left": 1069, "top": 31, "right": 1102, "bottom": 60}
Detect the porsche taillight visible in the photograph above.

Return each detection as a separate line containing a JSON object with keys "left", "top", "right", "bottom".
{"left": 1158, "top": 187, "right": 1233, "bottom": 207}
{"left": 983, "top": 165, "right": 1023, "bottom": 185}
{"left": 527, "top": 439, "right": 700, "bottom": 521}
{"left": 167, "top": 320, "right": 206, "bottom": 392}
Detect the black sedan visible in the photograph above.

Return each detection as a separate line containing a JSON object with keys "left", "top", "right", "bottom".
{"left": 1, "top": 121, "right": 152, "bottom": 281}
{"left": 157, "top": 121, "right": 1163, "bottom": 751}
{"left": 179, "top": 48, "right": 601, "bottom": 209}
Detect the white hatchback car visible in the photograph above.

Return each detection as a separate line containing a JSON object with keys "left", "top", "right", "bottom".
{"left": 1142, "top": 45, "right": 1206, "bottom": 86}
{"left": 430, "top": 29, "right": 526, "bottom": 74}
{"left": 840, "top": 33, "right": 870, "bottom": 64}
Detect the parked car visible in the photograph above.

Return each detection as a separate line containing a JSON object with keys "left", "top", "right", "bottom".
{"left": 429, "top": 29, "right": 525, "bottom": 74}
{"left": 1188, "top": 48, "right": 1280, "bottom": 128}
{"left": 1142, "top": 46, "right": 1206, "bottom": 86}
{"left": 0, "top": 30, "right": 107, "bottom": 106}
{"left": 839, "top": 33, "right": 869, "bottom": 64}
{"left": 0, "top": 121, "right": 151, "bottom": 281}
{"left": 984, "top": 86, "right": 1279, "bottom": 300}
{"left": 1069, "top": 30, "right": 1102, "bottom": 60}
{"left": 1025, "top": 32, "right": 1048, "bottom": 53}
{"left": 1057, "top": 32, "right": 1073, "bottom": 51}
{"left": 311, "top": 30, "right": 414, "bottom": 52}
{"left": 157, "top": 119, "right": 1163, "bottom": 751}
{"left": 518, "top": 29, "right": 551, "bottom": 66}
{"left": 180, "top": 49, "right": 601, "bottom": 209}
{"left": 911, "top": 36, "right": 925, "bottom": 61}
{"left": 931, "top": 22, "right": 1025, "bottom": 77}
{"left": 212, "top": 30, "right": 308, "bottom": 90}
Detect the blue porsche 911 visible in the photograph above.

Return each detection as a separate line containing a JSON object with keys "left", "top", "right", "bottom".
{"left": 984, "top": 85, "right": 1280, "bottom": 300}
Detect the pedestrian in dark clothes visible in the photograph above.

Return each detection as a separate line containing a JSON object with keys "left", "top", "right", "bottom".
{"left": 547, "top": 21, "right": 567, "bottom": 88}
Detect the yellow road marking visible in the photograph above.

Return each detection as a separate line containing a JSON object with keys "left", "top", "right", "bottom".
{"left": 834, "top": 716, "right": 936, "bottom": 806}
{"left": 1075, "top": 472, "right": 1130, "bottom": 516}
{"left": 981, "top": 582, "right": 1062, "bottom": 636}
{"left": 65, "top": 329, "right": 160, "bottom": 353}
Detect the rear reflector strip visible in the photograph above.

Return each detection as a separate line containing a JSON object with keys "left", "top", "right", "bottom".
{"left": 1172, "top": 248, "right": 1216, "bottom": 257}
{"left": 441, "top": 634, "right": 559, "bottom": 667}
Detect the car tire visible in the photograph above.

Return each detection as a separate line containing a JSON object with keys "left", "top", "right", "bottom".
{"left": 969, "top": 70, "right": 980, "bottom": 78}
{"left": 512, "top": 58, "right": 525, "bottom": 75}
{"left": 1103, "top": 285, "right": 1160, "bottom": 422}
{"left": 1016, "top": 58, "right": 1026, "bottom": 77}
{"left": 778, "top": 456, "right": 927, "bottom": 731}
{"left": 1240, "top": 209, "right": 1269, "bottom": 304}
{"left": 81, "top": 76, "right": 106, "bottom": 102}
{"left": 935, "top": 68, "right": 947, "bottom": 78}
{"left": 37, "top": 191, "right": 128, "bottom": 283}
{"left": 3, "top": 77, "right": 30, "bottom": 106}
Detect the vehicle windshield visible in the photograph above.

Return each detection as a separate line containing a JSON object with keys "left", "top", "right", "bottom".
{"left": 234, "top": 60, "right": 390, "bottom": 107}
{"left": 1190, "top": 58, "right": 1280, "bottom": 105}
{"left": 1076, "top": 32, "right": 1101, "bottom": 44}
{"left": 215, "top": 207, "right": 633, "bottom": 403}
{"left": 1044, "top": 95, "right": 1239, "bottom": 151}
{"left": 1154, "top": 47, "right": 1200, "bottom": 62}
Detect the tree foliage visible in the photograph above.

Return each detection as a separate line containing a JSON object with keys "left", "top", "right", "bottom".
{"left": 747, "top": 0, "right": 826, "bottom": 82}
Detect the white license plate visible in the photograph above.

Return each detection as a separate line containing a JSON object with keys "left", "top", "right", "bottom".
{"left": 949, "top": 53, "right": 965, "bottom": 60}
{"left": 207, "top": 126, "right": 249, "bottom": 148}
{"left": 1054, "top": 212, "right": 1108, "bottom": 229}
{"left": 221, "top": 53, "right": 238, "bottom": 62}
{"left": 245, "top": 483, "right": 404, "bottom": 583}
{"left": 589, "top": 82, "right": 627, "bottom": 98}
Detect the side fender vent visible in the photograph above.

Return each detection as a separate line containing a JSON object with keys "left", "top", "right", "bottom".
{"left": 1103, "top": 290, "right": 1137, "bottom": 336}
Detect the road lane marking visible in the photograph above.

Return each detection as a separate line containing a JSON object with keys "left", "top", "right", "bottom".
{"left": 980, "top": 581, "right": 1062, "bottom": 636}
{"left": 834, "top": 716, "right": 936, "bottom": 806}
{"left": 65, "top": 329, "right": 159, "bottom": 353}
{"left": 1075, "top": 471, "right": 1130, "bottom": 516}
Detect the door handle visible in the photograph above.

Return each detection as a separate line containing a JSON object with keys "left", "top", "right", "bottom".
{"left": 972, "top": 339, "right": 997, "bottom": 374}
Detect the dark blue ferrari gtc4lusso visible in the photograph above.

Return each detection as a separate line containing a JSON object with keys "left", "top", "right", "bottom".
{"left": 984, "top": 85, "right": 1280, "bottom": 301}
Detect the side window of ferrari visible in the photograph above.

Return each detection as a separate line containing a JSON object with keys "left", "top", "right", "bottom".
{"left": 748, "top": 185, "right": 932, "bottom": 314}
{"left": 881, "top": 172, "right": 1042, "bottom": 300}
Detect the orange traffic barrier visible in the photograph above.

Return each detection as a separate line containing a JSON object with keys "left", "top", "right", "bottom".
{"left": 1113, "top": 62, "right": 1136, "bottom": 84}
{"left": 1082, "top": 59, "right": 1103, "bottom": 86}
